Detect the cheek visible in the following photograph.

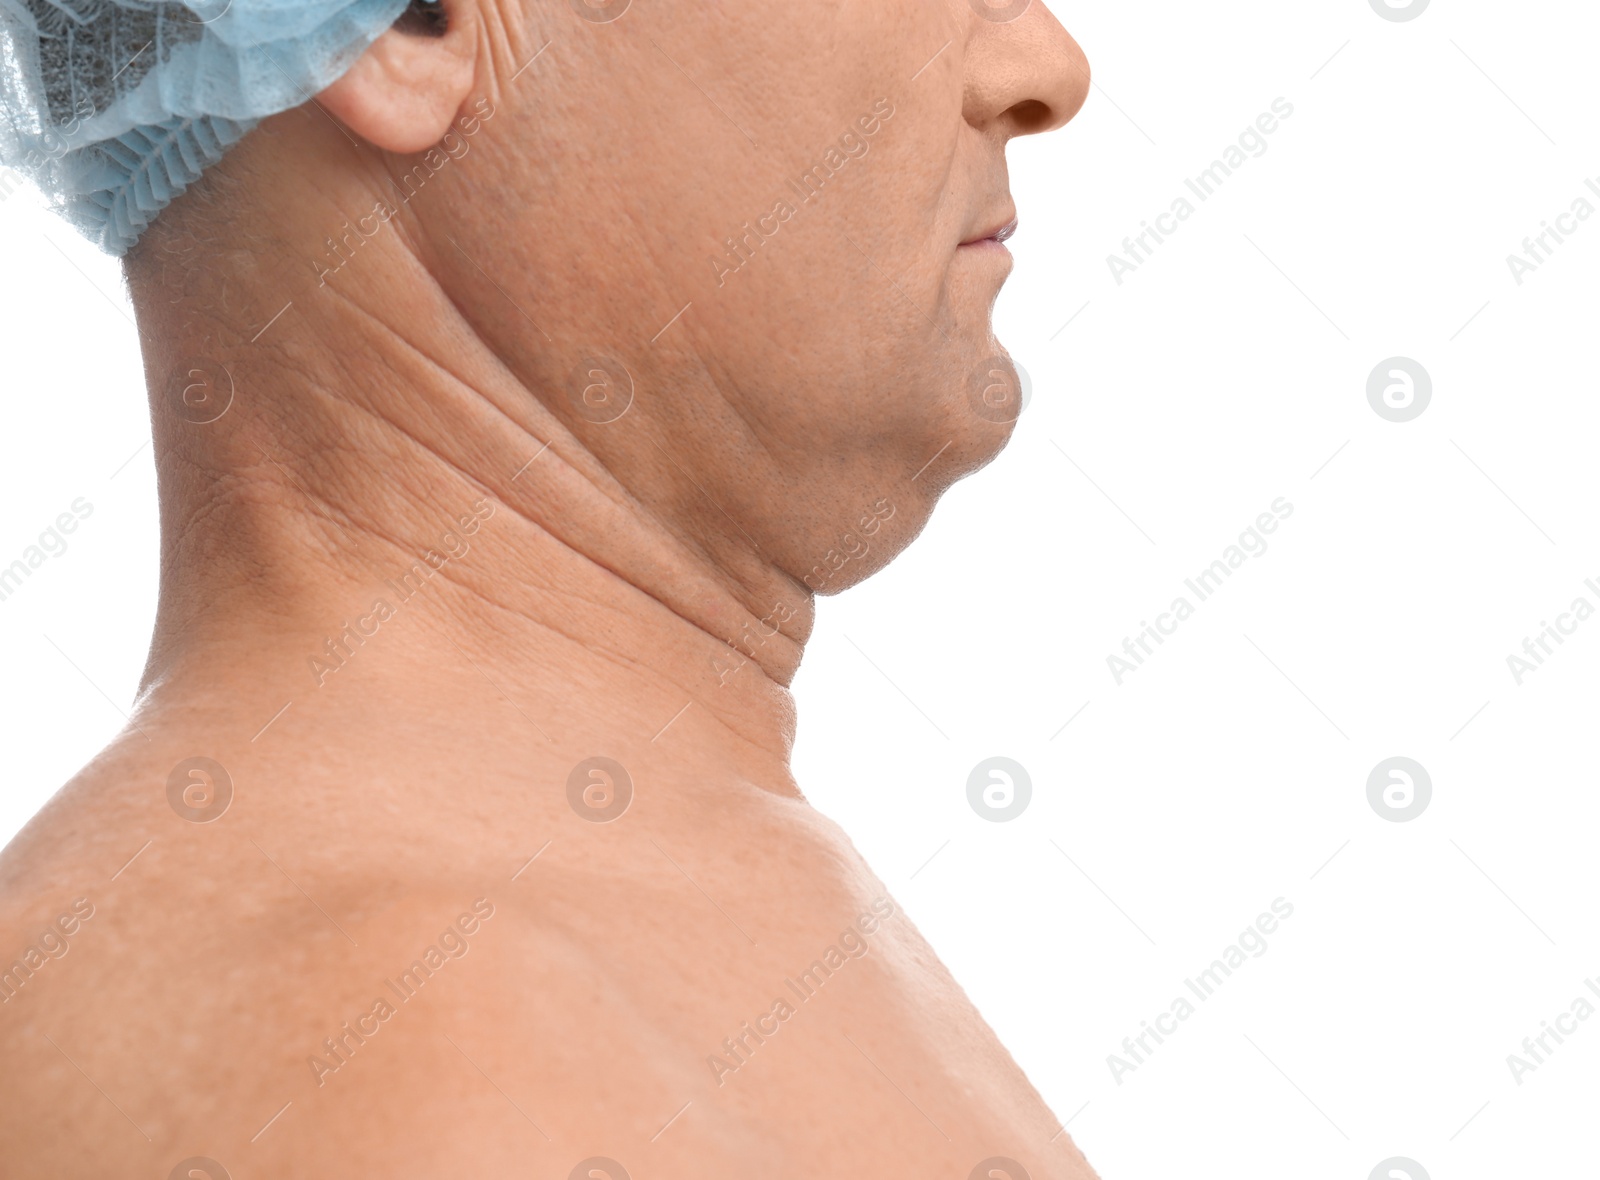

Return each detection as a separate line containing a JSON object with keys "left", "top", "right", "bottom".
{"left": 684, "top": 122, "right": 999, "bottom": 482}
{"left": 446, "top": 0, "right": 983, "bottom": 461}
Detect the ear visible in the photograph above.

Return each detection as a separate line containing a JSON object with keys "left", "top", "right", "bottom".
{"left": 317, "top": 1, "right": 478, "bottom": 154}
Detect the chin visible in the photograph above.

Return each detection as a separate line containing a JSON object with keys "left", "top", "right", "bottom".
{"left": 903, "top": 387, "right": 1021, "bottom": 503}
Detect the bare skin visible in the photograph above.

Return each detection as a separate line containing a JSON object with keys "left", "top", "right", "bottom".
{"left": 0, "top": 0, "right": 1092, "bottom": 1175}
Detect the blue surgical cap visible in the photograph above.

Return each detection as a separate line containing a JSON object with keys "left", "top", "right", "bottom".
{"left": 0, "top": 0, "right": 418, "bottom": 255}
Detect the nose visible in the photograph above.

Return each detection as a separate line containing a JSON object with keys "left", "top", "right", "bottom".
{"left": 962, "top": 1, "right": 1091, "bottom": 138}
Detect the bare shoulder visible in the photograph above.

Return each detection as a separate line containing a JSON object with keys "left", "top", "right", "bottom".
{"left": 0, "top": 745, "right": 1093, "bottom": 1178}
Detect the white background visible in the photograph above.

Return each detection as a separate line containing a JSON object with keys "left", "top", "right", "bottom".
{"left": 3, "top": 2, "right": 1598, "bottom": 1177}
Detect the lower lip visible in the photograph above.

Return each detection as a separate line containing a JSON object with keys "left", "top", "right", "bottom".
{"left": 959, "top": 237, "right": 1012, "bottom": 253}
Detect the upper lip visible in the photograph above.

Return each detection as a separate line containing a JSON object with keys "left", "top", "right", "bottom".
{"left": 962, "top": 213, "right": 1018, "bottom": 246}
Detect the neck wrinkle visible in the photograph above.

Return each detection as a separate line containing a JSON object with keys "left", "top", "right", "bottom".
{"left": 127, "top": 226, "right": 814, "bottom": 777}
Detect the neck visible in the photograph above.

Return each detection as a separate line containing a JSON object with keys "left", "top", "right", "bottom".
{"left": 124, "top": 204, "right": 814, "bottom": 792}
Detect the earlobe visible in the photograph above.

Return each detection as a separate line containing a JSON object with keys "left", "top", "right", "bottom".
{"left": 317, "top": 1, "right": 477, "bottom": 154}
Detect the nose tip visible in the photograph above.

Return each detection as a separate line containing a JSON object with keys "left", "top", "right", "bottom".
{"left": 1052, "top": 26, "right": 1091, "bottom": 130}
{"left": 1024, "top": 8, "right": 1090, "bottom": 135}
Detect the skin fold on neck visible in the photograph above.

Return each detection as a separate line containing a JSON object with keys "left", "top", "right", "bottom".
{"left": 120, "top": 113, "right": 829, "bottom": 815}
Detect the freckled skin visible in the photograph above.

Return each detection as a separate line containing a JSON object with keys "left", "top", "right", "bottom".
{"left": 0, "top": 0, "right": 1092, "bottom": 1175}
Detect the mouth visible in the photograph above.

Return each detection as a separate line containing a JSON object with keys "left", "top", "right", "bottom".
{"left": 959, "top": 216, "right": 1019, "bottom": 252}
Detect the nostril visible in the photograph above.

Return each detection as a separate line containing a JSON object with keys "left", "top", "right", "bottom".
{"left": 1008, "top": 98, "right": 1054, "bottom": 133}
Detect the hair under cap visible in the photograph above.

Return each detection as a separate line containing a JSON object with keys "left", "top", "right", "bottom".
{"left": 0, "top": 0, "right": 418, "bottom": 255}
